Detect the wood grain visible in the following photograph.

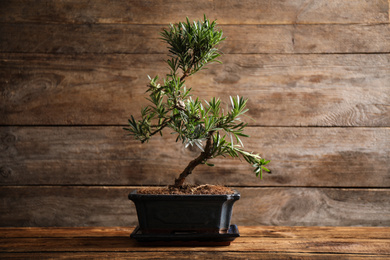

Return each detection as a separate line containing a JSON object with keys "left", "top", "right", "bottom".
{"left": 236, "top": 188, "right": 390, "bottom": 227}
{"left": 0, "top": 186, "right": 136, "bottom": 227}
{"left": 0, "top": 226, "right": 390, "bottom": 256}
{"left": 2, "top": 252, "right": 389, "bottom": 259}
{"left": 0, "top": 186, "right": 389, "bottom": 227}
{"left": 1, "top": 24, "right": 390, "bottom": 54}
{"left": 1, "top": 53, "right": 389, "bottom": 126}
{"left": 1, "top": 0, "right": 388, "bottom": 24}
{"left": 1, "top": 126, "right": 389, "bottom": 187}
{"left": 1, "top": 0, "right": 389, "bottom": 230}
{"left": 2, "top": 226, "right": 390, "bottom": 239}
{"left": 0, "top": 227, "right": 135, "bottom": 238}
{"left": 1, "top": 237, "right": 386, "bottom": 254}
{"left": 1, "top": 226, "right": 389, "bottom": 258}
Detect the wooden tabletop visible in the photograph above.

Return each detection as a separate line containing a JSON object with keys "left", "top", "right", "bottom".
{"left": 1, "top": 226, "right": 389, "bottom": 259}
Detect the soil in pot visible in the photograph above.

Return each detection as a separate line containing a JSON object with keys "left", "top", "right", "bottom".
{"left": 136, "top": 184, "right": 235, "bottom": 195}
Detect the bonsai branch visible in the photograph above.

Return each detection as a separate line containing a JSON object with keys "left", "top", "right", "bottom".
{"left": 148, "top": 120, "right": 171, "bottom": 138}
{"left": 173, "top": 131, "right": 214, "bottom": 187}
{"left": 125, "top": 16, "right": 270, "bottom": 190}
{"left": 180, "top": 54, "right": 199, "bottom": 82}
{"left": 180, "top": 67, "right": 191, "bottom": 82}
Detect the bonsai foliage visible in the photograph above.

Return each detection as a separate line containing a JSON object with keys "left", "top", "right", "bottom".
{"left": 125, "top": 16, "right": 270, "bottom": 188}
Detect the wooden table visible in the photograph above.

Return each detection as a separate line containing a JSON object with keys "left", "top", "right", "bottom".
{"left": 1, "top": 226, "right": 389, "bottom": 259}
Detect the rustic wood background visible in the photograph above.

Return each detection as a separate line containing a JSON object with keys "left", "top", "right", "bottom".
{"left": 1, "top": 0, "right": 389, "bottom": 227}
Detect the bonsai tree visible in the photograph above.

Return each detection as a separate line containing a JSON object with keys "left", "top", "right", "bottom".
{"left": 124, "top": 16, "right": 270, "bottom": 189}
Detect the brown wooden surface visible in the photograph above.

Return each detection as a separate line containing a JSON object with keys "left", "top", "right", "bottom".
{"left": 1, "top": 126, "right": 389, "bottom": 187}
{"left": 1, "top": 252, "right": 389, "bottom": 260}
{"left": 1, "top": 0, "right": 389, "bottom": 228}
{"left": 2, "top": 24, "right": 390, "bottom": 54}
{"left": 1, "top": 0, "right": 388, "bottom": 24}
{"left": 1, "top": 186, "right": 389, "bottom": 227}
{"left": 1, "top": 53, "right": 389, "bottom": 126}
{"left": 1, "top": 226, "right": 389, "bottom": 259}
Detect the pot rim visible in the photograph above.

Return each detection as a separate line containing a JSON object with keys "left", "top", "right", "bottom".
{"left": 128, "top": 189, "right": 240, "bottom": 201}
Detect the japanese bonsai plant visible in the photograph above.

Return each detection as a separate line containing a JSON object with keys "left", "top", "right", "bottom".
{"left": 125, "top": 16, "right": 270, "bottom": 237}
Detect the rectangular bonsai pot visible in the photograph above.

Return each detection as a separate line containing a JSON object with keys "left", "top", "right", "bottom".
{"left": 128, "top": 190, "right": 240, "bottom": 234}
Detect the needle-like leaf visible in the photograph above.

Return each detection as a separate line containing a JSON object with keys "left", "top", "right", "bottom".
{"left": 125, "top": 16, "right": 270, "bottom": 187}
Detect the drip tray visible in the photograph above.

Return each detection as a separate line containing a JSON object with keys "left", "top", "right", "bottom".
{"left": 131, "top": 224, "right": 240, "bottom": 246}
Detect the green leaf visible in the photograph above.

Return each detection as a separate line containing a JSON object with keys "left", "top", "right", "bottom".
{"left": 125, "top": 16, "right": 270, "bottom": 181}
{"left": 262, "top": 166, "right": 271, "bottom": 172}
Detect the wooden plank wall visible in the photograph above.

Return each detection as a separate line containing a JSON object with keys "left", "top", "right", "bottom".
{"left": 0, "top": 0, "right": 389, "bottom": 227}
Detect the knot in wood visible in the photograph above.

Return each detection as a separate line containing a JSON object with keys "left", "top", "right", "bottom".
{"left": 1, "top": 133, "right": 16, "bottom": 148}
{"left": 0, "top": 167, "right": 12, "bottom": 178}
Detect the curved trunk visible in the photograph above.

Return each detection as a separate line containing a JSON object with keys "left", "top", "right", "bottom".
{"left": 173, "top": 133, "right": 214, "bottom": 188}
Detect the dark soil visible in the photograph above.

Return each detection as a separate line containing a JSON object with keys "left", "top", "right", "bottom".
{"left": 137, "top": 184, "right": 235, "bottom": 195}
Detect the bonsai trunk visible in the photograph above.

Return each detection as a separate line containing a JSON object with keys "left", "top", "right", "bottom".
{"left": 173, "top": 133, "right": 214, "bottom": 188}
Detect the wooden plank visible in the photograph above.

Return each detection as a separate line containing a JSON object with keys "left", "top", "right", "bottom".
{"left": 291, "top": 24, "right": 390, "bottom": 54}
{"left": 1, "top": 24, "right": 390, "bottom": 54}
{"left": 0, "top": 126, "right": 389, "bottom": 187}
{"left": 1, "top": 0, "right": 388, "bottom": 24}
{"left": 1, "top": 53, "right": 389, "bottom": 126}
{"left": 238, "top": 226, "right": 390, "bottom": 240}
{"left": 0, "top": 227, "right": 135, "bottom": 238}
{"left": 1, "top": 237, "right": 389, "bottom": 254}
{"left": 0, "top": 187, "right": 389, "bottom": 227}
{"left": 0, "top": 186, "right": 136, "bottom": 227}
{"left": 2, "top": 252, "right": 389, "bottom": 259}
{"left": 236, "top": 188, "right": 390, "bottom": 227}
{"left": 2, "top": 226, "right": 390, "bottom": 239}
{"left": 1, "top": 227, "right": 389, "bottom": 258}
{"left": 1, "top": 226, "right": 390, "bottom": 255}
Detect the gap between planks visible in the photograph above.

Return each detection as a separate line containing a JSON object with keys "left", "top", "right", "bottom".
{"left": 2, "top": 51, "right": 390, "bottom": 56}
{"left": 1, "top": 185, "right": 390, "bottom": 190}
{"left": 1, "top": 125, "right": 389, "bottom": 128}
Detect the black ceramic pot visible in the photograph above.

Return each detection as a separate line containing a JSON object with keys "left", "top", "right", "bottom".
{"left": 128, "top": 190, "right": 240, "bottom": 234}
